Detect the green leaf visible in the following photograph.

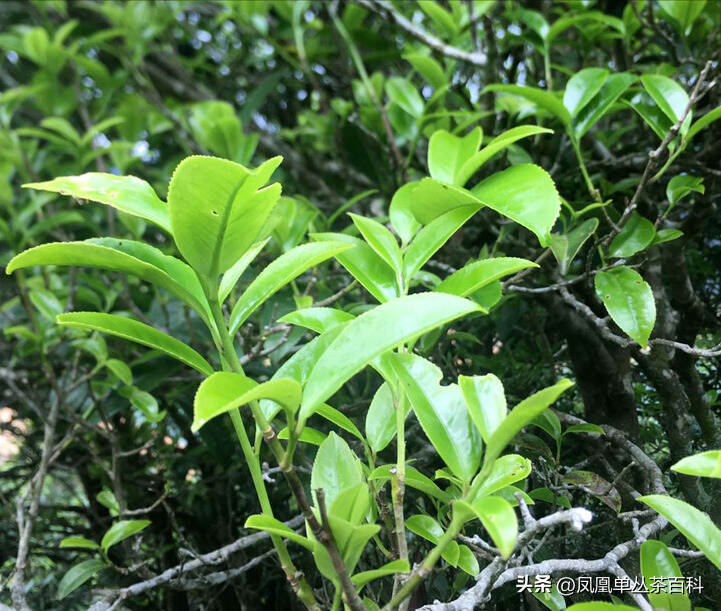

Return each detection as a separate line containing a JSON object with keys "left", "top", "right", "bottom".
{"left": 369, "top": 464, "right": 450, "bottom": 501}
{"left": 314, "top": 403, "right": 365, "bottom": 442}
{"left": 279, "top": 307, "right": 354, "bottom": 334}
{"left": 59, "top": 536, "right": 99, "bottom": 550}
{"left": 349, "top": 213, "right": 402, "bottom": 273}
{"left": 627, "top": 98, "right": 675, "bottom": 141}
{"left": 218, "top": 238, "right": 269, "bottom": 303}
{"left": 550, "top": 218, "right": 599, "bottom": 274}
{"left": 405, "top": 514, "right": 460, "bottom": 566}
{"left": 57, "top": 559, "right": 105, "bottom": 600}
{"left": 258, "top": 324, "right": 347, "bottom": 424}
{"left": 457, "top": 544, "right": 479, "bottom": 576}
{"left": 104, "top": 359, "right": 132, "bottom": 384}
{"left": 278, "top": 426, "right": 326, "bottom": 446}
{"left": 29, "top": 288, "right": 63, "bottom": 321}
{"left": 193, "top": 372, "right": 300, "bottom": 431}
{"left": 483, "top": 84, "right": 571, "bottom": 126}
{"left": 667, "top": 175, "right": 704, "bottom": 205}
{"left": 641, "top": 539, "right": 691, "bottom": 611}
{"left": 474, "top": 454, "right": 532, "bottom": 499}
{"left": 652, "top": 228, "right": 683, "bottom": 246}
{"left": 298, "top": 293, "right": 480, "bottom": 424}
{"left": 389, "top": 182, "right": 422, "bottom": 244}
{"left": 455, "top": 496, "right": 518, "bottom": 558}
{"left": 23, "top": 173, "right": 170, "bottom": 232}
{"left": 532, "top": 410, "right": 562, "bottom": 440}
{"left": 100, "top": 519, "right": 150, "bottom": 552}
{"left": 318, "top": 518, "right": 379, "bottom": 577}
{"left": 567, "top": 604, "right": 638, "bottom": 611}
{"left": 658, "top": 0, "right": 706, "bottom": 36}
{"left": 533, "top": 584, "right": 566, "bottom": 611}
{"left": 671, "top": 451, "right": 721, "bottom": 479}
{"left": 608, "top": 212, "right": 656, "bottom": 258}
{"left": 638, "top": 494, "right": 721, "bottom": 571}
{"left": 168, "top": 155, "right": 282, "bottom": 277}
{"left": 437, "top": 258, "right": 538, "bottom": 297}
{"left": 311, "top": 432, "right": 364, "bottom": 510}
{"left": 385, "top": 77, "right": 424, "bottom": 118}
{"left": 118, "top": 386, "right": 165, "bottom": 423}
{"left": 563, "top": 68, "right": 609, "bottom": 117}
{"left": 572, "top": 73, "right": 636, "bottom": 137}
{"left": 352, "top": 559, "right": 410, "bottom": 588}
{"left": 410, "top": 165, "right": 561, "bottom": 247}
{"left": 471, "top": 165, "right": 561, "bottom": 247}
{"left": 687, "top": 104, "right": 721, "bottom": 142}
{"left": 548, "top": 10, "right": 625, "bottom": 41}
{"left": 403, "top": 206, "right": 479, "bottom": 280}
{"left": 456, "top": 125, "right": 553, "bottom": 186}
{"left": 594, "top": 266, "right": 656, "bottom": 347}
{"left": 58, "top": 312, "right": 213, "bottom": 375}
{"left": 330, "top": 482, "right": 371, "bottom": 525}
{"left": 459, "top": 373, "right": 507, "bottom": 443}
{"left": 563, "top": 423, "right": 605, "bottom": 437}
{"left": 228, "top": 241, "right": 352, "bottom": 334}
{"left": 96, "top": 489, "right": 119, "bottom": 515}
{"left": 6, "top": 239, "right": 211, "bottom": 322}
{"left": 312, "top": 232, "right": 397, "bottom": 303}
{"left": 366, "top": 382, "right": 401, "bottom": 453}
{"left": 244, "top": 514, "right": 314, "bottom": 550}
{"left": 427, "top": 127, "right": 482, "bottom": 186}
{"left": 484, "top": 379, "right": 574, "bottom": 469}
{"left": 392, "top": 353, "right": 481, "bottom": 482}
{"left": 642, "top": 74, "right": 689, "bottom": 124}
{"left": 418, "top": 0, "right": 458, "bottom": 36}
{"left": 403, "top": 53, "right": 446, "bottom": 89}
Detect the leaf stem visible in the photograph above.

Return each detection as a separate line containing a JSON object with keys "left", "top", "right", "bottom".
{"left": 571, "top": 136, "right": 601, "bottom": 202}
{"left": 203, "top": 279, "right": 320, "bottom": 611}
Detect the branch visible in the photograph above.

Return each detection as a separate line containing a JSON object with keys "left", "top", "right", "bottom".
{"left": 607, "top": 61, "right": 714, "bottom": 242}
{"left": 359, "top": 0, "right": 486, "bottom": 66}
{"left": 94, "top": 515, "right": 304, "bottom": 604}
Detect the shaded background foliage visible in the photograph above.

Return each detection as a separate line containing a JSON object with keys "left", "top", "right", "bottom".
{"left": 0, "top": 0, "right": 720, "bottom": 609}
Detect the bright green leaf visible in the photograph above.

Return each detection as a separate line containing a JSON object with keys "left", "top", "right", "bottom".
{"left": 6, "top": 239, "right": 211, "bottom": 323}
{"left": 455, "top": 496, "right": 518, "bottom": 558}
{"left": 228, "top": 241, "right": 352, "bottom": 334}
{"left": 642, "top": 74, "right": 689, "bottom": 124}
{"left": 427, "top": 127, "right": 482, "bottom": 186}
{"left": 279, "top": 307, "right": 354, "bottom": 334}
{"left": 608, "top": 212, "right": 656, "bottom": 258}
{"left": 638, "top": 494, "right": 721, "bottom": 571}
{"left": 193, "top": 372, "right": 300, "bottom": 431}
{"left": 59, "top": 536, "right": 99, "bottom": 550}
{"left": 550, "top": 218, "right": 599, "bottom": 274}
{"left": 437, "top": 257, "right": 538, "bottom": 297}
{"left": 594, "top": 266, "right": 656, "bottom": 347}
{"left": 23, "top": 173, "right": 170, "bottom": 232}
{"left": 100, "top": 519, "right": 150, "bottom": 552}
{"left": 671, "top": 451, "right": 721, "bottom": 479}
{"left": 298, "top": 293, "right": 481, "bottom": 424}
{"left": 392, "top": 353, "right": 481, "bottom": 482}
{"left": 459, "top": 373, "right": 507, "bottom": 443}
{"left": 563, "top": 68, "right": 609, "bottom": 118}
{"left": 310, "top": 432, "right": 364, "bottom": 510}
{"left": 57, "top": 312, "right": 214, "bottom": 375}
{"left": 168, "top": 155, "right": 282, "bottom": 277}
{"left": 484, "top": 379, "right": 574, "bottom": 469}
